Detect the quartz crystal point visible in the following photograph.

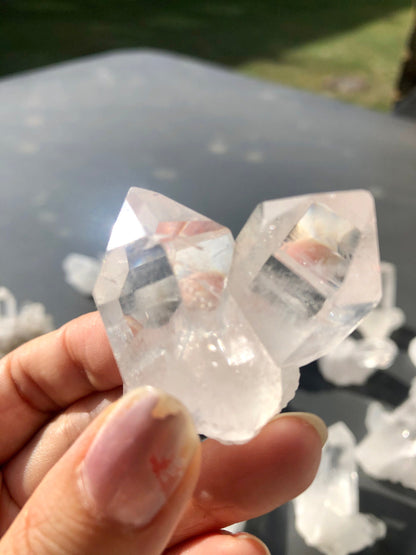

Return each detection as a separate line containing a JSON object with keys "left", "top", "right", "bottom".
{"left": 94, "top": 187, "right": 286, "bottom": 443}
{"left": 294, "top": 422, "right": 386, "bottom": 555}
{"left": 94, "top": 188, "right": 381, "bottom": 443}
{"left": 229, "top": 190, "right": 381, "bottom": 367}
{"left": 355, "top": 378, "right": 416, "bottom": 490}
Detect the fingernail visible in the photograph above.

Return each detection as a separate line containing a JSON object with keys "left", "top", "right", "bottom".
{"left": 79, "top": 386, "right": 198, "bottom": 527}
{"left": 273, "top": 412, "right": 328, "bottom": 446}
{"left": 235, "top": 533, "right": 271, "bottom": 554}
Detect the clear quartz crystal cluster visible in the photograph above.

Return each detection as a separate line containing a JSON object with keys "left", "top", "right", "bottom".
{"left": 93, "top": 188, "right": 381, "bottom": 443}
{"left": 355, "top": 378, "right": 416, "bottom": 490}
{"left": 319, "top": 262, "right": 402, "bottom": 385}
{"left": 0, "top": 287, "right": 54, "bottom": 357}
{"left": 294, "top": 422, "right": 386, "bottom": 555}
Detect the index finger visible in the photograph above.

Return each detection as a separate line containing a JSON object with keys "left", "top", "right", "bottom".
{"left": 0, "top": 312, "right": 121, "bottom": 463}
{"left": 170, "top": 413, "right": 325, "bottom": 547}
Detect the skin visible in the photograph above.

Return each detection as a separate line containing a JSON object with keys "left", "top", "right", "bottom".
{"left": 0, "top": 312, "right": 324, "bottom": 554}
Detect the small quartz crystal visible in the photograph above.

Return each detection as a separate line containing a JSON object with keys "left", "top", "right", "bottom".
{"left": 409, "top": 337, "right": 416, "bottom": 367}
{"left": 0, "top": 287, "right": 54, "bottom": 357}
{"left": 62, "top": 253, "right": 101, "bottom": 296}
{"left": 0, "top": 287, "right": 17, "bottom": 356}
{"left": 318, "top": 337, "right": 395, "bottom": 386}
{"left": 94, "top": 188, "right": 381, "bottom": 443}
{"left": 355, "top": 378, "right": 416, "bottom": 490}
{"left": 318, "top": 261, "right": 400, "bottom": 385}
{"left": 358, "top": 262, "right": 405, "bottom": 340}
{"left": 294, "top": 422, "right": 386, "bottom": 555}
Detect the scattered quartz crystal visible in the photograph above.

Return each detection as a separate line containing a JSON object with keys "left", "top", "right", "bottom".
{"left": 319, "top": 337, "right": 397, "bottom": 385}
{"left": 93, "top": 188, "right": 381, "bottom": 443}
{"left": 294, "top": 422, "right": 386, "bottom": 555}
{"left": 319, "top": 262, "right": 400, "bottom": 385}
{"left": 0, "top": 287, "right": 54, "bottom": 357}
{"left": 62, "top": 253, "right": 101, "bottom": 296}
{"left": 358, "top": 262, "right": 405, "bottom": 340}
{"left": 355, "top": 378, "right": 416, "bottom": 490}
{"left": 408, "top": 336, "right": 416, "bottom": 367}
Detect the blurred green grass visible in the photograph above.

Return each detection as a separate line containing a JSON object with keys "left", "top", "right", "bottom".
{"left": 241, "top": 9, "right": 413, "bottom": 111}
{"left": 0, "top": 0, "right": 413, "bottom": 111}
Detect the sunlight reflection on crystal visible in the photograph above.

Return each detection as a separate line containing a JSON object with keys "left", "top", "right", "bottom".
{"left": 226, "top": 338, "right": 255, "bottom": 366}
{"left": 108, "top": 202, "right": 147, "bottom": 250}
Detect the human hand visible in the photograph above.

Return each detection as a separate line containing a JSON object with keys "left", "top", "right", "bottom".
{"left": 0, "top": 312, "right": 326, "bottom": 554}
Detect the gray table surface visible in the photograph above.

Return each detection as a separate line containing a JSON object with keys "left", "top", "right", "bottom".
{"left": 1, "top": 50, "right": 415, "bottom": 554}
{"left": 1, "top": 49, "right": 415, "bottom": 327}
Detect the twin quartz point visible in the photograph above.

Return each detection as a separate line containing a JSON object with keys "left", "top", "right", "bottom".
{"left": 93, "top": 188, "right": 381, "bottom": 443}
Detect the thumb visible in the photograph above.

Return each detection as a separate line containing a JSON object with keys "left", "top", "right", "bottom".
{"left": 1, "top": 387, "right": 201, "bottom": 555}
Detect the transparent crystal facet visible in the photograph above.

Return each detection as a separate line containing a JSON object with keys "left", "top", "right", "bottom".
{"left": 319, "top": 261, "right": 401, "bottom": 386}
{"left": 94, "top": 188, "right": 381, "bottom": 443}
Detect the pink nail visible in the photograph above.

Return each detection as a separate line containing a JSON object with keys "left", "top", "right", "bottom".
{"left": 79, "top": 387, "right": 196, "bottom": 527}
